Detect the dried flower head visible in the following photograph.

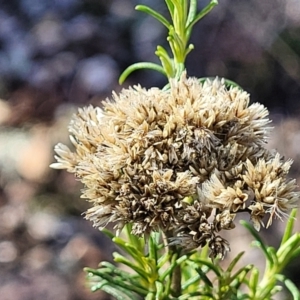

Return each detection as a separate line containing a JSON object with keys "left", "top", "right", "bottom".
{"left": 51, "top": 72, "right": 299, "bottom": 258}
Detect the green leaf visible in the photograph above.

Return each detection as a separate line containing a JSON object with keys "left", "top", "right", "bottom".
{"left": 151, "top": 230, "right": 162, "bottom": 245}
{"left": 181, "top": 273, "right": 201, "bottom": 291}
{"left": 186, "top": 0, "right": 218, "bottom": 30}
{"left": 113, "top": 237, "right": 145, "bottom": 266}
{"left": 226, "top": 252, "right": 245, "bottom": 273}
{"left": 281, "top": 209, "right": 297, "bottom": 246}
{"left": 199, "top": 244, "right": 209, "bottom": 260}
{"left": 100, "top": 284, "right": 137, "bottom": 300}
{"left": 285, "top": 278, "right": 300, "bottom": 300}
{"left": 125, "top": 224, "right": 145, "bottom": 253}
{"left": 157, "top": 251, "right": 172, "bottom": 269}
{"left": 165, "top": 0, "right": 175, "bottom": 20}
{"left": 148, "top": 234, "right": 158, "bottom": 263}
{"left": 85, "top": 272, "right": 109, "bottom": 292}
{"left": 248, "top": 267, "right": 259, "bottom": 297}
{"left": 230, "top": 265, "right": 253, "bottom": 292}
{"left": 230, "top": 264, "right": 253, "bottom": 284}
{"left": 291, "top": 244, "right": 300, "bottom": 260}
{"left": 85, "top": 267, "right": 148, "bottom": 296}
{"left": 119, "top": 62, "right": 166, "bottom": 84}
{"left": 168, "top": 0, "right": 181, "bottom": 21}
{"left": 159, "top": 253, "right": 187, "bottom": 282}
{"left": 155, "top": 45, "right": 175, "bottom": 77}
{"left": 113, "top": 252, "right": 149, "bottom": 280}
{"left": 145, "top": 292, "right": 155, "bottom": 300}
{"left": 277, "top": 233, "right": 300, "bottom": 266}
{"left": 136, "top": 5, "right": 171, "bottom": 28}
{"left": 186, "top": 0, "right": 197, "bottom": 27}
{"left": 190, "top": 258, "right": 221, "bottom": 277}
{"left": 195, "top": 267, "right": 213, "bottom": 287}
{"left": 235, "top": 295, "right": 251, "bottom": 300}
{"left": 100, "top": 262, "right": 143, "bottom": 287}
{"left": 178, "top": 291, "right": 214, "bottom": 299}
{"left": 155, "top": 281, "right": 164, "bottom": 298}
{"left": 168, "top": 31, "right": 185, "bottom": 60}
{"left": 184, "top": 43, "right": 195, "bottom": 57}
{"left": 267, "top": 246, "right": 278, "bottom": 266}
{"left": 102, "top": 228, "right": 115, "bottom": 239}
{"left": 240, "top": 220, "right": 273, "bottom": 264}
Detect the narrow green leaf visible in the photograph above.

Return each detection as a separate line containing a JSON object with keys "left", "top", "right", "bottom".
{"left": 101, "top": 228, "right": 115, "bottom": 239}
{"left": 165, "top": 0, "right": 175, "bottom": 19}
{"left": 235, "top": 294, "right": 251, "bottom": 300}
{"left": 258, "top": 283, "right": 278, "bottom": 300}
{"left": 168, "top": 0, "right": 181, "bottom": 20}
{"left": 285, "top": 278, "right": 300, "bottom": 300}
{"left": 230, "top": 265, "right": 253, "bottom": 292}
{"left": 159, "top": 253, "right": 183, "bottom": 282}
{"left": 184, "top": 43, "right": 194, "bottom": 57}
{"left": 113, "top": 237, "right": 145, "bottom": 266}
{"left": 89, "top": 280, "right": 108, "bottom": 292}
{"left": 156, "top": 45, "right": 174, "bottom": 77}
{"left": 237, "top": 296, "right": 250, "bottom": 300}
{"left": 148, "top": 235, "right": 157, "bottom": 263}
{"left": 110, "top": 284, "right": 139, "bottom": 299}
{"left": 113, "top": 252, "right": 149, "bottom": 280}
{"left": 145, "top": 292, "right": 155, "bottom": 300}
{"left": 267, "top": 246, "right": 278, "bottom": 266}
{"left": 100, "top": 284, "right": 137, "bottom": 300}
{"left": 178, "top": 291, "right": 214, "bottom": 299}
{"left": 125, "top": 224, "right": 145, "bottom": 253}
{"left": 248, "top": 267, "right": 259, "bottom": 296}
{"left": 270, "top": 285, "right": 283, "bottom": 296}
{"left": 190, "top": 259, "right": 221, "bottom": 277}
{"left": 240, "top": 220, "right": 273, "bottom": 264}
{"left": 199, "top": 243, "right": 209, "bottom": 260}
{"left": 163, "top": 272, "right": 172, "bottom": 298}
{"left": 227, "top": 252, "right": 245, "bottom": 273}
{"left": 182, "top": 261, "right": 201, "bottom": 286}
{"left": 136, "top": 5, "right": 171, "bottom": 28}
{"left": 195, "top": 267, "right": 213, "bottom": 287}
{"left": 182, "top": 0, "right": 188, "bottom": 25}
{"left": 119, "top": 62, "right": 166, "bottom": 84}
{"left": 186, "top": 0, "right": 218, "bottom": 30}
{"left": 99, "top": 262, "right": 144, "bottom": 287}
{"left": 186, "top": 0, "right": 197, "bottom": 27}
{"left": 181, "top": 273, "right": 201, "bottom": 291}
{"left": 291, "top": 244, "right": 300, "bottom": 259}
{"left": 277, "top": 233, "right": 300, "bottom": 265}
{"left": 85, "top": 267, "right": 111, "bottom": 278}
{"left": 281, "top": 209, "right": 298, "bottom": 246}
{"left": 230, "top": 264, "right": 253, "bottom": 284}
{"left": 151, "top": 231, "right": 161, "bottom": 245}
{"left": 155, "top": 281, "right": 164, "bottom": 298}
{"left": 168, "top": 31, "right": 185, "bottom": 57}
{"left": 156, "top": 44, "right": 171, "bottom": 60}
{"left": 86, "top": 267, "right": 148, "bottom": 296}
{"left": 157, "top": 251, "right": 171, "bottom": 268}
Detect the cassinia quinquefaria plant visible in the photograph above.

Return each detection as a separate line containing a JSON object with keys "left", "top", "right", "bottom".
{"left": 51, "top": 1, "right": 300, "bottom": 299}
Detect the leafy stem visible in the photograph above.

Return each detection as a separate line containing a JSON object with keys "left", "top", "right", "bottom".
{"left": 119, "top": 0, "right": 218, "bottom": 83}
{"left": 241, "top": 209, "right": 300, "bottom": 300}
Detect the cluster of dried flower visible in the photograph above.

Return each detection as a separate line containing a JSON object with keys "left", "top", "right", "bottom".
{"left": 51, "top": 72, "right": 299, "bottom": 258}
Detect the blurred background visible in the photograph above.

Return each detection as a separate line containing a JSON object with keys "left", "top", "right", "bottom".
{"left": 0, "top": 0, "right": 299, "bottom": 299}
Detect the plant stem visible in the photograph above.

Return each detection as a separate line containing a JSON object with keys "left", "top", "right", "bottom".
{"left": 165, "top": 231, "right": 182, "bottom": 297}
{"left": 171, "top": 256, "right": 182, "bottom": 297}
